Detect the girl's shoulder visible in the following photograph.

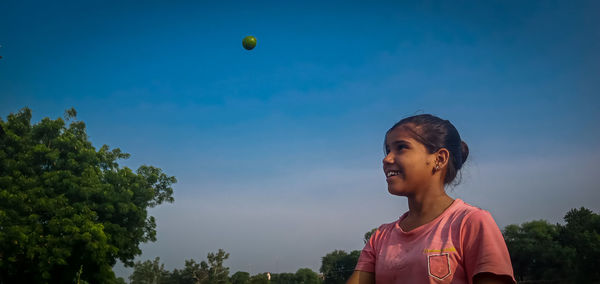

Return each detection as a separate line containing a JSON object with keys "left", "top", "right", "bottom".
{"left": 367, "top": 218, "right": 402, "bottom": 243}
{"left": 451, "top": 200, "right": 501, "bottom": 232}
{"left": 375, "top": 219, "right": 399, "bottom": 234}
{"left": 429, "top": 199, "right": 499, "bottom": 234}
{"left": 450, "top": 199, "right": 493, "bottom": 221}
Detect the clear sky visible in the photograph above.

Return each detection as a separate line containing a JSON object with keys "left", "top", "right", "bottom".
{"left": 1, "top": 0, "right": 599, "bottom": 279}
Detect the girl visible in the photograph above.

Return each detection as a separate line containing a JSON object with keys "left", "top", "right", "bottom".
{"left": 347, "top": 114, "right": 515, "bottom": 284}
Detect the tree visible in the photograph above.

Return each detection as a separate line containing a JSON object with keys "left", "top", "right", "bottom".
{"left": 502, "top": 207, "right": 600, "bottom": 283}
{"left": 295, "top": 268, "right": 321, "bottom": 284}
{"left": 129, "top": 257, "right": 171, "bottom": 284}
{"left": 261, "top": 268, "right": 321, "bottom": 284}
{"left": 503, "top": 220, "right": 575, "bottom": 282}
{"left": 230, "top": 271, "right": 250, "bottom": 284}
{"left": 248, "top": 273, "right": 268, "bottom": 284}
{"left": 272, "top": 272, "right": 295, "bottom": 283}
{"left": 558, "top": 207, "right": 600, "bottom": 282}
{"left": 205, "top": 249, "right": 231, "bottom": 283}
{"left": 0, "top": 108, "right": 176, "bottom": 283}
{"left": 188, "top": 259, "right": 210, "bottom": 284}
{"left": 320, "top": 250, "right": 360, "bottom": 284}
{"left": 165, "top": 259, "right": 209, "bottom": 284}
{"left": 165, "top": 269, "right": 187, "bottom": 284}
{"left": 149, "top": 249, "right": 229, "bottom": 284}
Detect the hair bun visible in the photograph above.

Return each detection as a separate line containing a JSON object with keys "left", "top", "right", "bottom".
{"left": 460, "top": 141, "right": 469, "bottom": 164}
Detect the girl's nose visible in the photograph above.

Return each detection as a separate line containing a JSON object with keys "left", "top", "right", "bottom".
{"left": 383, "top": 153, "right": 394, "bottom": 164}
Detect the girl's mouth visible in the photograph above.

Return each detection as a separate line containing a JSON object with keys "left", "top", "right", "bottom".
{"left": 385, "top": 171, "right": 400, "bottom": 178}
{"left": 386, "top": 171, "right": 401, "bottom": 180}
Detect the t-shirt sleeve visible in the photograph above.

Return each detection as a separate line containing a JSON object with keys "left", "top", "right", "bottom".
{"left": 354, "top": 229, "right": 379, "bottom": 273}
{"left": 461, "top": 210, "right": 516, "bottom": 284}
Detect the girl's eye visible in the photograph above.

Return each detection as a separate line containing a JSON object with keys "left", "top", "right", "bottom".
{"left": 385, "top": 145, "right": 407, "bottom": 155}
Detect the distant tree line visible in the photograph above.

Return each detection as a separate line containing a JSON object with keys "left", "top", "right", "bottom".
{"left": 504, "top": 207, "right": 600, "bottom": 283}
{"left": 128, "top": 249, "right": 322, "bottom": 284}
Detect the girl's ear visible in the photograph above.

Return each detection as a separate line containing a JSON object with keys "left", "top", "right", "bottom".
{"left": 435, "top": 148, "right": 450, "bottom": 169}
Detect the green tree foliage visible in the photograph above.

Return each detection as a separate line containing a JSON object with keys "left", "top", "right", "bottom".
{"left": 503, "top": 220, "right": 575, "bottom": 281}
{"left": 181, "top": 259, "right": 209, "bottom": 284}
{"left": 164, "top": 259, "right": 210, "bottom": 284}
{"left": 271, "top": 272, "right": 295, "bottom": 283}
{"left": 237, "top": 268, "right": 321, "bottom": 284}
{"left": 294, "top": 268, "right": 321, "bottom": 284}
{"left": 230, "top": 271, "right": 250, "bottom": 284}
{"left": 0, "top": 108, "right": 176, "bottom": 283}
{"left": 557, "top": 207, "right": 600, "bottom": 283}
{"left": 504, "top": 207, "right": 600, "bottom": 283}
{"left": 248, "top": 273, "right": 268, "bottom": 284}
{"left": 131, "top": 249, "right": 230, "bottom": 284}
{"left": 320, "top": 250, "right": 360, "bottom": 284}
{"left": 205, "top": 249, "right": 231, "bottom": 283}
{"left": 129, "top": 257, "right": 171, "bottom": 284}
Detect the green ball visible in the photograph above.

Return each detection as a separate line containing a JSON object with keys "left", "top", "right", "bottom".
{"left": 242, "top": 36, "right": 257, "bottom": 50}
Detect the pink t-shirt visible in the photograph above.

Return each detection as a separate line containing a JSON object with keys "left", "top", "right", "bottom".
{"left": 355, "top": 199, "right": 515, "bottom": 284}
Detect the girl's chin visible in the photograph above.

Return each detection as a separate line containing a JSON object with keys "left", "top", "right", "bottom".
{"left": 387, "top": 186, "right": 410, "bottom": 196}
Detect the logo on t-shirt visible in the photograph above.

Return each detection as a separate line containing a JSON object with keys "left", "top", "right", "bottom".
{"left": 428, "top": 253, "right": 451, "bottom": 280}
{"left": 423, "top": 247, "right": 456, "bottom": 254}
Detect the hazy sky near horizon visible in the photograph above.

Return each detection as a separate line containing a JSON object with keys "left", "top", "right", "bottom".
{"left": 1, "top": 0, "right": 599, "bottom": 279}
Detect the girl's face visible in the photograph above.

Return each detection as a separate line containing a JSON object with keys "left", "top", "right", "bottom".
{"left": 383, "top": 125, "right": 437, "bottom": 196}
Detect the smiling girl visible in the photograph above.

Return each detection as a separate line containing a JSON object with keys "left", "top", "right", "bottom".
{"left": 347, "top": 114, "right": 515, "bottom": 284}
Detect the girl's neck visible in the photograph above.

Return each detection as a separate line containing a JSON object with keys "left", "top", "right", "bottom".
{"left": 406, "top": 191, "right": 454, "bottom": 219}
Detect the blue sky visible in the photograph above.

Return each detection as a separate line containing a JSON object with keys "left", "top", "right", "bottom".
{"left": 1, "top": 0, "right": 599, "bottom": 279}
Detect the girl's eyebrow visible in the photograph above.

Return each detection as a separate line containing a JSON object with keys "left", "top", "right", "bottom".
{"left": 386, "top": 140, "right": 411, "bottom": 148}
{"left": 391, "top": 140, "right": 411, "bottom": 145}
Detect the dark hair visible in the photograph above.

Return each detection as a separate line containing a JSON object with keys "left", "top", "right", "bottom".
{"left": 384, "top": 114, "right": 469, "bottom": 185}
